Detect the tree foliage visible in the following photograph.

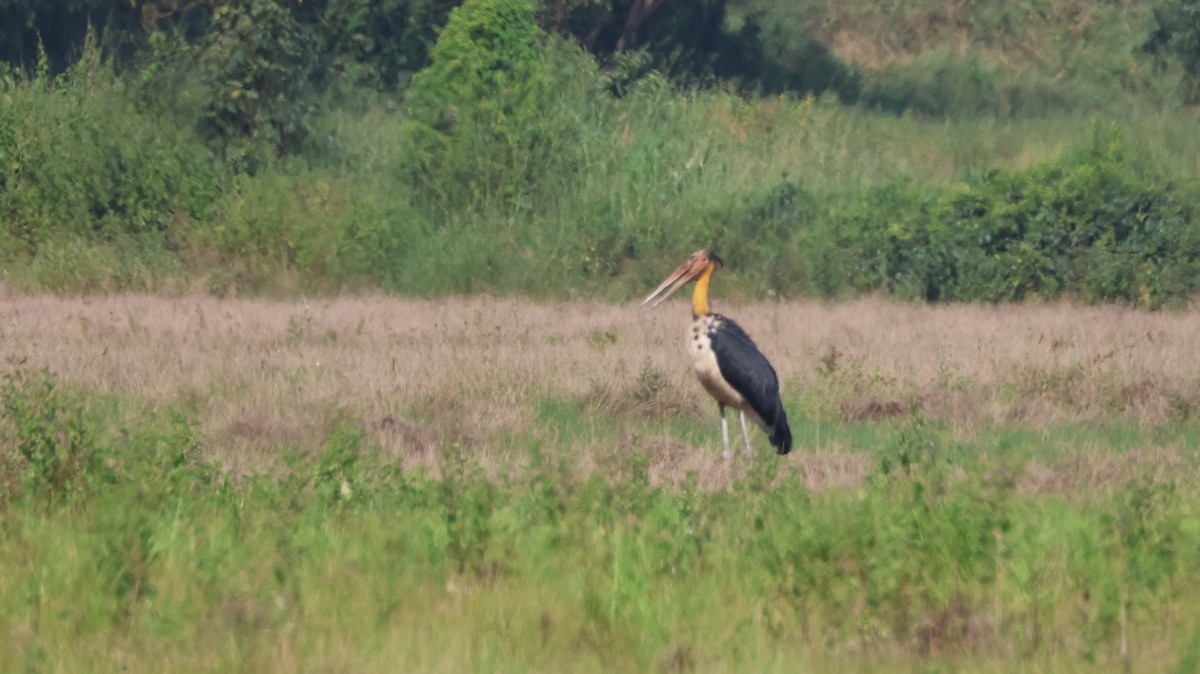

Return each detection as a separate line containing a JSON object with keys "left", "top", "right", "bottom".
{"left": 0, "top": 1, "right": 146, "bottom": 74}
{"left": 1141, "top": 0, "right": 1200, "bottom": 103}
{"left": 400, "top": 0, "right": 592, "bottom": 213}
{"left": 193, "top": 0, "right": 316, "bottom": 169}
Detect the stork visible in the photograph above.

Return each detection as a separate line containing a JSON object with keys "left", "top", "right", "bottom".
{"left": 640, "top": 249, "right": 792, "bottom": 460}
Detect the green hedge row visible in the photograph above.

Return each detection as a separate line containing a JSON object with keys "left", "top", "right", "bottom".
{"left": 784, "top": 124, "right": 1200, "bottom": 308}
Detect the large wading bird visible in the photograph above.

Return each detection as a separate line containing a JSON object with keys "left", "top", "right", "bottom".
{"left": 641, "top": 249, "right": 792, "bottom": 460}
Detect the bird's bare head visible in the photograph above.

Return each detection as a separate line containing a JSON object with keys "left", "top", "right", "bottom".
{"left": 640, "top": 249, "right": 721, "bottom": 309}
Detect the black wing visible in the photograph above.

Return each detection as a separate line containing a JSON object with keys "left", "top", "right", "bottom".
{"left": 708, "top": 315, "right": 793, "bottom": 454}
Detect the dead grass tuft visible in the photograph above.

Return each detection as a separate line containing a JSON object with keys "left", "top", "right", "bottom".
{"left": 587, "top": 382, "right": 706, "bottom": 423}
{"left": 1019, "top": 446, "right": 1196, "bottom": 497}
{"left": 658, "top": 640, "right": 695, "bottom": 673}
{"left": 917, "top": 390, "right": 985, "bottom": 425}
{"left": 645, "top": 435, "right": 691, "bottom": 466}
{"left": 1003, "top": 398, "right": 1062, "bottom": 425}
{"left": 216, "top": 593, "right": 271, "bottom": 631}
{"left": 842, "top": 396, "right": 906, "bottom": 423}
{"left": 371, "top": 415, "right": 438, "bottom": 457}
{"left": 915, "top": 595, "right": 1002, "bottom": 659}
{"left": 789, "top": 451, "right": 875, "bottom": 493}
{"left": 219, "top": 415, "right": 306, "bottom": 448}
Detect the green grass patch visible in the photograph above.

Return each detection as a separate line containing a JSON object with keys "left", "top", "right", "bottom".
{"left": 5, "top": 366, "right": 1200, "bottom": 670}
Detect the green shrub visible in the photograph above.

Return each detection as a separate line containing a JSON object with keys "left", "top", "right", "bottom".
{"left": 399, "top": 0, "right": 592, "bottom": 215}
{"left": 0, "top": 365, "right": 111, "bottom": 502}
{"left": 790, "top": 121, "right": 1200, "bottom": 307}
{"left": 183, "top": 167, "right": 421, "bottom": 295}
{"left": 0, "top": 49, "right": 224, "bottom": 290}
{"left": 310, "top": 417, "right": 370, "bottom": 507}
{"left": 802, "top": 178, "right": 941, "bottom": 300}
{"left": 1141, "top": 0, "right": 1200, "bottom": 104}
{"left": 925, "top": 123, "right": 1200, "bottom": 306}
{"left": 194, "top": 0, "right": 317, "bottom": 170}
{"left": 300, "top": 0, "right": 457, "bottom": 90}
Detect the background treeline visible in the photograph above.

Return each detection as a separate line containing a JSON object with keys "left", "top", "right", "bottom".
{"left": 3, "top": 0, "right": 1200, "bottom": 305}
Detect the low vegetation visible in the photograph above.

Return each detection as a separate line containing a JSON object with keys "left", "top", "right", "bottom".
{"left": 3, "top": 293, "right": 1200, "bottom": 671}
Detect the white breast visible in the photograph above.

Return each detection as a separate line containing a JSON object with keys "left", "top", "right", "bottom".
{"left": 686, "top": 316, "right": 744, "bottom": 409}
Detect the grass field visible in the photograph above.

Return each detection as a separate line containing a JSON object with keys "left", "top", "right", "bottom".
{"left": 3, "top": 289, "right": 1200, "bottom": 672}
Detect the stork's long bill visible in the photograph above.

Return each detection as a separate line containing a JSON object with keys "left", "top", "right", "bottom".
{"left": 639, "top": 250, "right": 723, "bottom": 317}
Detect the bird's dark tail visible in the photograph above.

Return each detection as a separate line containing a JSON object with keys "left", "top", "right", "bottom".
{"left": 770, "top": 398, "right": 792, "bottom": 455}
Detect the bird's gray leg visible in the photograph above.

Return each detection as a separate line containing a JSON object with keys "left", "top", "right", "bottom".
{"left": 738, "top": 409, "right": 753, "bottom": 459}
{"left": 719, "top": 405, "right": 732, "bottom": 462}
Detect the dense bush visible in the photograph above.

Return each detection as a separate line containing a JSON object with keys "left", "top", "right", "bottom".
{"left": 790, "top": 123, "right": 1200, "bottom": 307}
{"left": 949, "top": 125, "right": 1199, "bottom": 307}
{"left": 399, "top": 0, "right": 593, "bottom": 215}
{"left": 1141, "top": 0, "right": 1200, "bottom": 103}
{"left": 297, "top": 0, "right": 458, "bottom": 89}
{"left": 192, "top": 0, "right": 318, "bottom": 170}
{"left": 187, "top": 168, "right": 420, "bottom": 295}
{"left": 0, "top": 53, "right": 224, "bottom": 291}
{"left": 776, "top": 177, "right": 935, "bottom": 300}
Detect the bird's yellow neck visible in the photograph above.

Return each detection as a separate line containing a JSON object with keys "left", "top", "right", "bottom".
{"left": 692, "top": 262, "right": 715, "bottom": 318}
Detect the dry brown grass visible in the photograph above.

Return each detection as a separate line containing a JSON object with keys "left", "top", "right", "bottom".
{"left": 3, "top": 289, "right": 1199, "bottom": 488}
{"left": 1019, "top": 445, "right": 1194, "bottom": 498}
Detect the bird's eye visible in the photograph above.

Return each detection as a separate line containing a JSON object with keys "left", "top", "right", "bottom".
{"left": 689, "top": 255, "right": 696, "bottom": 262}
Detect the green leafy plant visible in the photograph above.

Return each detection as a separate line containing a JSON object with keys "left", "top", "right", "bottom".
{"left": 310, "top": 417, "right": 369, "bottom": 507}
{"left": 195, "top": 0, "right": 317, "bottom": 170}
{"left": 1141, "top": 0, "right": 1200, "bottom": 103}
{"left": 0, "top": 364, "right": 110, "bottom": 502}
{"left": 400, "top": 0, "right": 590, "bottom": 214}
